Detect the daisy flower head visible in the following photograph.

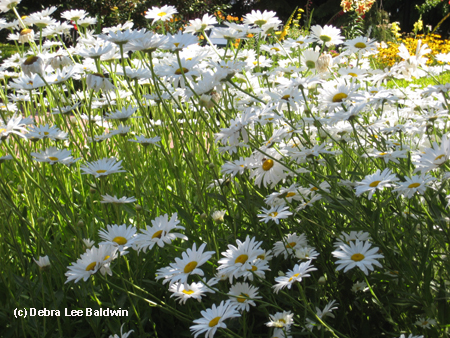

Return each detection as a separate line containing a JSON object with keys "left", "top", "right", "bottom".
{"left": 295, "top": 246, "right": 320, "bottom": 261}
{"left": 80, "top": 157, "right": 126, "bottom": 178}
{"left": 169, "top": 279, "right": 217, "bottom": 304}
{"left": 61, "top": 9, "right": 87, "bottom": 21}
{"left": 190, "top": 300, "right": 240, "bottom": 338}
{"left": 65, "top": 245, "right": 117, "bottom": 283}
{"left": 86, "top": 73, "right": 116, "bottom": 92}
{"left": 249, "top": 148, "right": 288, "bottom": 188}
{"left": 211, "top": 210, "right": 226, "bottom": 224}
{"left": 354, "top": 168, "right": 399, "bottom": 200}
{"left": 318, "top": 79, "right": 360, "bottom": 110}
{"left": 273, "top": 260, "right": 317, "bottom": 293}
{"left": 392, "top": 174, "right": 436, "bottom": 199}
{"left": 98, "top": 224, "right": 137, "bottom": 254}
{"left": 31, "top": 147, "right": 74, "bottom": 165}
{"left": 344, "top": 36, "right": 377, "bottom": 55}
{"left": 109, "top": 324, "right": 134, "bottom": 338}
{"left": 413, "top": 134, "right": 450, "bottom": 173}
{"left": 217, "top": 236, "right": 265, "bottom": 283}
{"left": 273, "top": 233, "right": 308, "bottom": 259}
{"left": 228, "top": 282, "right": 261, "bottom": 312}
{"left": 156, "top": 243, "right": 215, "bottom": 287}
{"left": 332, "top": 240, "right": 384, "bottom": 275}
{"left": 258, "top": 205, "right": 292, "bottom": 224}
{"left": 0, "top": 0, "right": 21, "bottom": 13}
{"left": 271, "top": 328, "right": 292, "bottom": 338}
{"left": 305, "top": 300, "right": 338, "bottom": 331}
{"left": 134, "top": 213, "right": 188, "bottom": 252}
{"left": 266, "top": 311, "right": 294, "bottom": 328}
{"left": 145, "top": 5, "right": 178, "bottom": 25}
{"left": 243, "top": 10, "right": 281, "bottom": 28}
{"left": 184, "top": 14, "right": 217, "bottom": 33}
{"left": 101, "top": 194, "right": 136, "bottom": 204}
{"left": 414, "top": 317, "right": 437, "bottom": 329}
{"left": 310, "top": 24, "right": 344, "bottom": 47}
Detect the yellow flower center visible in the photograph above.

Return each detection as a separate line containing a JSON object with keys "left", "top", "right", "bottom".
{"left": 408, "top": 183, "right": 421, "bottom": 188}
{"left": 287, "top": 242, "right": 297, "bottom": 248}
{"left": 209, "top": 316, "right": 221, "bottom": 327}
{"left": 369, "top": 180, "right": 381, "bottom": 187}
{"left": 237, "top": 293, "right": 249, "bottom": 303}
{"left": 285, "top": 192, "right": 296, "bottom": 198}
{"left": 235, "top": 254, "right": 248, "bottom": 264}
{"left": 435, "top": 154, "right": 445, "bottom": 161}
{"left": 288, "top": 273, "right": 300, "bottom": 282}
{"left": 351, "top": 253, "right": 365, "bottom": 261}
{"left": 354, "top": 42, "right": 367, "bottom": 48}
{"left": 281, "top": 94, "right": 290, "bottom": 100}
{"left": 152, "top": 230, "right": 163, "bottom": 239}
{"left": 348, "top": 72, "right": 357, "bottom": 77}
{"left": 271, "top": 47, "right": 280, "bottom": 51}
{"left": 48, "top": 157, "right": 58, "bottom": 161}
{"left": 158, "top": 12, "right": 167, "bottom": 17}
{"left": 112, "top": 236, "right": 127, "bottom": 245}
{"left": 85, "top": 262, "right": 97, "bottom": 271}
{"left": 175, "top": 67, "right": 189, "bottom": 75}
{"left": 269, "top": 211, "right": 278, "bottom": 217}
{"left": 104, "top": 255, "right": 110, "bottom": 260}
{"left": 332, "top": 93, "right": 348, "bottom": 102}
{"left": 182, "top": 289, "right": 195, "bottom": 295}
{"left": 184, "top": 261, "right": 198, "bottom": 273}
{"left": 262, "top": 159, "right": 274, "bottom": 171}
{"left": 378, "top": 152, "right": 387, "bottom": 156}
{"left": 96, "top": 170, "right": 107, "bottom": 174}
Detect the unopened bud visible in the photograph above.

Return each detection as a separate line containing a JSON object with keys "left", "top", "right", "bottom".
{"left": 318, "top": 276, "right": 326, "bottom": 285}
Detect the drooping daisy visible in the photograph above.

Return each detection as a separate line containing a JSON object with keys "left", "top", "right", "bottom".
{"left": 98, "top": 224, "right": 137, "bottom": 254}
{"left": 273, "top": 260, "right": 317, "bottom": 293}
{"left": 65, "top": 245, "right": 117, "bottom": 283}
{"left": 86, "top": 73, "right": 116, "bottom": 92}
{"left": 332, "top": 240, "right": 384, "bottom": 275}
{"left": 295, "top": 246, "right": 320, "bottom": 261}
{"left": 413, "top": 134, "right": 450, "bottom": 173}
{"left": 80, "top": 158, "right": 126, "bottom": 178}
{"left": 190, "top": 300, "right": 240, "bottom": 338}
{"left": 145, "top": 5, "right": 178, "bottom": 24}
{"left": 134, "top": 213, "right": 188, "bottom": 252}
{"left": 305, "top": 300, "right": 338, "bottom": 331}
{"left": 108, "top": 324, "right": 134, "bottom": 338}
{"left": 156, "top": 243, "right": 215, "bottom": 287}
{"left": 169, "top": 279, "right": 217, "bottom": 304}
{"left": 105, "top": 106, "right": 139, "bottom": 121}
{"left": 217, "top": 236, "right": 264, "bottom": 283}
{"left": 258, "top": 205, "right": 292, "bottom": 224}
{"left": 354, "top": 168, "right": 399, "bottom": 200}
{"left": 351, "top": 281, "right": 368, "bottom": 293}
{"left": 33, "top": 255, "right": 50, "bottom": 270}
{"left": 228, "top": 282, "right": 261, "bottom": 312}
{"left": 128, "top": 135, "right": 161, "bottom": 147}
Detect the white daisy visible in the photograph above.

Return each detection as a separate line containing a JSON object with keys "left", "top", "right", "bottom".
{"left": 273, "top": 260, "right": 317, "bottom": 293}
{"left": 217, "top": 236, "right": 265, "bottom": 283}
{"left": 273, "top": 233, "right": 308, "bottom": 259}
{"left": 145, "top": 5, "right": 178, "bottom": 24}
{"left": 65, "top": 245, "right": 117, "bottom": 283}
{"left": 228, "top": 282, "right": 261, "bottom": 312}
{"left": 354, "top": 168, "right": 399, "bottom": 200}
{"left": 98, "top": 224, "right": 137, "bottom": 254}
{"left": 265, "top": 311, "right": 294, "bottom": 328}
{"left": 80, "top": 158, "right": 126, "bottom": 178}
{"left": 169, "top": 279, "right": 217, "bottom": 304}
{"left": 100, "top": 194, "right": 137, "bottom": 204}
{"left": 190, "top": 300, "right": 240, "bottom": 338}
{"left": 134, "top": 213, "right": 188, "bottom": 252}
{"left": 332, "top": 240, "right": 384, "bottom": 275}
{"left": 258, "top": 205, "right": 292, "bottom": 224}
{"left": 31, "top": 147, "right": 74, "bottom": 165}
{"left": 33, "top": 255, "right": 50, "bottom": 270}
{"left": 392, "top": 174, "right": 436, "bottom": 198}
{"left": 156, "top": 243, "right": 215, "bottom": 287}
{"left": 310, "top": 24, "right": 344, "bottom": 46}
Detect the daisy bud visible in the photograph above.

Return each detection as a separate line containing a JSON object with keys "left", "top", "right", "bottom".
{"left": 89, "top": 187, "right": 96, "bottom": 194}
{"left": 17, "top": 185, "right": 24, "bottom": 193}
{"left": 318, "top": 276, "right": 326, "bottom": 284}
{"left": 34, "top": 256, "right": 51, "bottom": 271}
{"left": 208, "top": 163, "right": 215, "bottom": 169}
{"left": 37, "top": 217, "right": 45, "bottom": 223}
{"left": 48, "top": 54, "right": 72, "bottom": 69}
{"left": 135, "top": 204, "right": 142, "bottom": 211}
{"left": 77, "top": 220, "right": 84, "bottom": 227}
{"left": 211, "top": 210, "right": 226, "bottom": 224}
{"left": 317, "top": 53, "right": 332, "bottom": 73}
{"left": 200, "top": 213, "right": 207, "bottom": 220}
